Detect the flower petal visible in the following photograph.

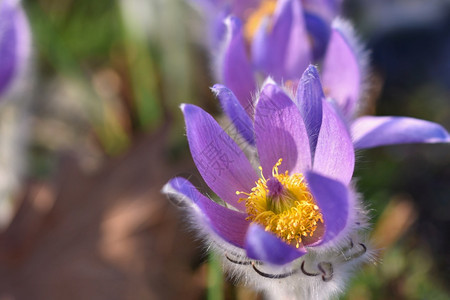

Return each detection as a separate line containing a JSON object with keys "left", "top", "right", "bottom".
{"left": 163, "top": 177, "right": 249, "bottom": 248}
{"left": 0, "top": 5, "right": 15, "bottom": 95}
{"left": 305, "top": 171, "right": 351, "bottom": 245}
{"left": 255, "top": 83, "right": 311, "bottom": 177}
{"left": 304, "top": 12, "right": 331, "bottom": 60}
{"left": 245, "top": 223, "right": 307, "bottom": 265}
{"left": 322, "top": 28, "right": 360, "bottom": 118}
{"left": 0, "top": 0, "right": 30, "bottom": 97}
{"left": 210, "top": 7, "right": 231, "bottom": 49}
{"left": 313, "top": 100, "right": 355, "bottom": 184}
{"left": 182, "top": 104, "right": 258, "bottom": 211}
{"left": 302, "top": 0, "right": 342, "bottom": 22}
{"left": 221, "top": 16, "right": 256, "bottom": 114}
{"left": 212, "top": 84, "right": 255, "bottom": 145}
{"left": 295, "top": 65, "right": 324, "bottom": 157}
{"left": 352, "top": 116, "right": 450, "bottom": 149}
{"left": 252, "top": 16, "right": 271, "bottom": 76}
{"left": 252, "top": 0, "right": 311, "bottom": 81}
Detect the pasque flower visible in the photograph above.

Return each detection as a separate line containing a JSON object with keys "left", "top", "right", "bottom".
{"left": 217, "top": 0, "right": 366, "bottom": 123}
{"left": 0, "top": 0, "right": 31, "bottom": 100}
{"left": 163, "top": 73, "right": 369, "bottom": 299}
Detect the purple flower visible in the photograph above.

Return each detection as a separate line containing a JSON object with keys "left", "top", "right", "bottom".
{"left": 190, "top": 0, "right": 368, "bottom": 131}
{"left": 0, "top": 0, "right": 31, "bottom": 99}
{"left": 192, "top": 0, "right": 347, "bottom": 67}
{"left": 189, "top": 1, "right": 373, "bottom": 131}
{"left": 218, "top": 1, "right": 365, "bottom": 122}
{"left": 163, "top": 77, "right": 369, "bottom": 298}
{"left": 191, "top": 0, "right": 342, "bottom": 41}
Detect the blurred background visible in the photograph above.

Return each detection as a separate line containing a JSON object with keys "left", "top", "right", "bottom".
{"left": 0, "top": 0, "right": 449, "bottom": 299}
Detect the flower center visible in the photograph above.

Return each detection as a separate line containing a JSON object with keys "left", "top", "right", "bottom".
{"left": 237, "top": 159, "right": 323, "bottom": 248}
{"left": 244, "top": 0, "right": 277, "bottom": 42}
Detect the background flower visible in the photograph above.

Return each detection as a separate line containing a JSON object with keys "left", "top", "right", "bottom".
{"left": 188, "top": 0, "right": 343, "bottom": 45}
{"left": 217, "top": 3, "right": 366, "bottom": 122}
{"left": 184, "top": 0, "right": 366, "bottom": 121}
{"left": 0, "top": 0, "right": 31, "bottom": 100}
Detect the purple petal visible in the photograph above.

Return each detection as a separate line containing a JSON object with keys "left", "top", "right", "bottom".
{"left": 221, "top": 16, "right": 257, "bottom": 114}
{"left": 305, "top": 171, "right": 351, "bottom": 245}
{"left": 251, "top": 16, "right": 270, "bottom": 75}
{"left": 352, "top": 116, "right": 450, "bottom": 149}
{"left": 313, "top": 100, "right": 355, "bottom": 184}
{"left": 210, "top": 7, "right": 231, "bottom": 49}
{"left": 163, "top": 177, "right": 249, "bottom": 248}
{"left": 245, "top": 223, "right": 307, "bottom": 265}
{"left": 212, "top": 84, "right": 255, "bottom": 145}
{"left": 304, "top": 12, "right": 331, "bottom": 60}
{"left": 322, "top": 28, "right": 360, "bottom": 118}
{"left": 0, "top": 7, "right": 16, "bottom": 95}
{"left": 302, "top": 0, "right": 342, "bottom": 22}
{"left": 0, "top": 0, "right": 30, "bottom": 97}
{"left": 254, "top": 83, "right": 312, "bottom": 177}
{"left": 252, "top": 0, "right": 311, "bottom": 81}
{"left": 182, "top": 104, "right": 258, "bottom": 211}
{"left": 295, "top": 65, "right": 324, "bottom": 157}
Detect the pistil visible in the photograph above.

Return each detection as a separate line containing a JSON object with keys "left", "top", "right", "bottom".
{"left": 237, "top": 159, "right": 323, "bottom": 248}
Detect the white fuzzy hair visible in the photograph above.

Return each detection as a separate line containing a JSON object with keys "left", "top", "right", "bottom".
{"left": 162, "top": 178, "right": 373, "bottom": 300}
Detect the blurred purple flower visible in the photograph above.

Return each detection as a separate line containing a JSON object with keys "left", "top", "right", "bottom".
{"left": 190, "top": 0, "right": 342, "bottom": 46}
{"left": 0, "top": 0, "right": 31, "bottom": 99}
{"left": 163, "top": 77, "right": 369, "bottom": 298}
{"left": 214, "top": 1, "right": 450, "bottom": 150}
{"left": 218, "top": 1, "right": 365, "bottom": 122}
{"left": 189, "top": 0, "right": 368, "bottom": 132}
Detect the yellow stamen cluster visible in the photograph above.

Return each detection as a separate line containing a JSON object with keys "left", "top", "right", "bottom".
{"left": 244, "top": 0, "right": 277, "bottom": 42}
{"left": 237, "top": 159, "right": 323, "bottom": 248}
